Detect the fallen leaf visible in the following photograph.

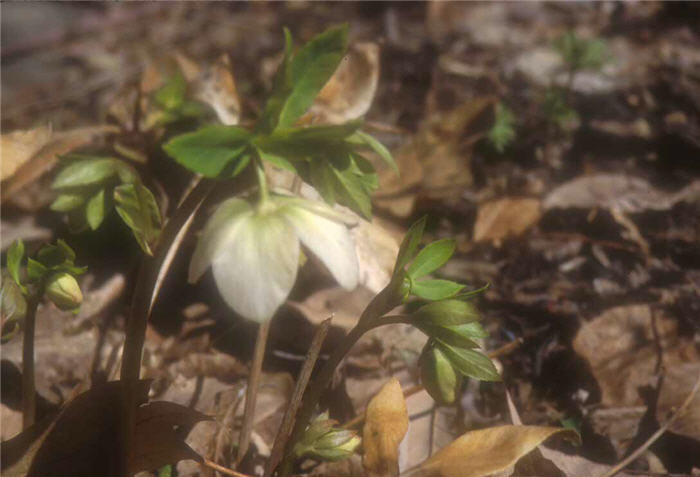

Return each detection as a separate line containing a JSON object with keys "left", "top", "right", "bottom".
{"left": 0, "top": 126, "right": 53, "bottom": 181}
{"left": 472, "top": 198, "right": 542, "bottom": 244}
{"left": 289, "top": 286, "right": 374, "bottom": 331}
{"left": 573, "top": 304, "right": 699, "bottom": 408}
{"left": 543, "top": 174, "right": 700, "bottom": 213}
{"left": 363, "top": 378, "right": 409, "bottom": 477}
{"left": 0, "top": 381, "right": 210, "bottom": 477}
{"left": 352, "top": 218, "right": 400, "bottom": 294}
{"left": 191, "top": 54, "right": 241, "bottom": 126}
{"left": 657, "top": 362, "right": 700, "bottom": 440}
{"left": 403, "top": 425, "right": 577, "bottom": 477}
{"left": 1, "top": 126, "right": 118, "bottom": 207}
{"left": 308, "top": 42, "right": 380, "bottom": 124}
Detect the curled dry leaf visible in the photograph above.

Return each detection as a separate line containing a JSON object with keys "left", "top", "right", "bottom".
{"left": 308, "top": 42, "right": 380, "bottom": 124}
{"left": 472, "top": 197, "right": 542, "bottom": 244}
{"left": 0, "top": 126, "right": 52, "bottom": 181}
{"left": 363, "top": 378, "right": 409, "bottom": 477}
{"left": 402, "top": 425, "right": 578, "bottom": 477}
{"left": 0, "top": 381, "right": 210, "bottom": 477}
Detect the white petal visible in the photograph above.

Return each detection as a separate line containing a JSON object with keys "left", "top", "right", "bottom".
{"left": 211, "top": 212, "right": 299, "bottom": 322}
{"left": 280, "top": 201, "right": 358, "bottom": 291}
{"left": 189, "top": 198, "right": 252, "bottom": 283}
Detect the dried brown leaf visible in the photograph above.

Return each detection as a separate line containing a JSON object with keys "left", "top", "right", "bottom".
{"left": 363, "top": 378, "right": 409, "bottom": 477}
{"left": 472, "top": 197, "right": 542, "bottom": 244}
{"left": 403, "top": 425, "right": 578, "bottom": 477}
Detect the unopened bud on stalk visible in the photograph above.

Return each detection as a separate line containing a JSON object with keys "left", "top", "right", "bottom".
{"left": 45, "top": 272, "right": 82, "bottom": 311}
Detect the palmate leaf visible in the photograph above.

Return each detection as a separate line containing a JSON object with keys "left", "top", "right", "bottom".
{"left": 346, "top": 130, "right": 398, "bottom": 172}
{"left": 50, "top": 193, "right": 86, "bottom": 212}
{"left": 163, "top": 125, "right": 252, "bottom": 177}
{"left": 260, "top": 25, "right": 349, "bottom": 133}
{"left": 114, "top": 183, "right": 162, "bottom": 256}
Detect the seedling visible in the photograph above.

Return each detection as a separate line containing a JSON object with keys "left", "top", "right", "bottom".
{"left": 488, "top": 102, "right": 516, "bottom": 153}
{"left": 1, "top": 239, "right": 85, "bottom": 428}
{"left": 544, "top": 31, "right": 611, "bottom": 130}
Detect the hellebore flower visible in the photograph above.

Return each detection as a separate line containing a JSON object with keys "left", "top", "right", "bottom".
{"left": 189, "top": 195, "right": 358, "bottom": 322}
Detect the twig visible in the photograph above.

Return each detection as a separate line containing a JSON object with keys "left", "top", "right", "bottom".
{"left": 597, "top": 368, "right": 700, "bottom": 477}
{"left": 237, "top": 321, "right": 271, "bottom": 464}
{"left": 203, "top": 458, "right": 254, "bottom": 477}
{"left": 265, "top": 318, "right": 332, "bottom": 477}
{"left": 21, "top": 293, "right": 41, "bottom": 429}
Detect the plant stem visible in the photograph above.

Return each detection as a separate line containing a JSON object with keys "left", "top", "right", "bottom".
{"left": 255, "top": 161, "right": 269, "bottom": 206}
{"left": 119, "top": 179, "right": 214, "bottom": 477}
{"left": 277, "top": 323, "right": 366, "bottom": 477}
{"left": 237, "top": 320, "right": 271, "bottom": 465}
{"left": 21, "top": 291, "right": 41, "bottom": 429}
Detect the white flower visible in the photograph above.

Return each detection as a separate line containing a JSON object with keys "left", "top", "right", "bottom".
{"left": 189, "top": 195, "right": 359, "bottom": 322}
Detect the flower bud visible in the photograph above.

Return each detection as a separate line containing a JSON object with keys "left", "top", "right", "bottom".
{"left": 45, "top": 273, "right": 82, "bottom": 311}
{"left": 419, "top": 341, "right": 462, "bottom": 405}
{"left": 294, "top": 415, "right": 361, "bottom": 462}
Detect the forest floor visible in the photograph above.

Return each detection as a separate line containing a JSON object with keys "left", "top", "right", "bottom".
{"left": 2, "top": 2, "right": 700, "bottom": 476}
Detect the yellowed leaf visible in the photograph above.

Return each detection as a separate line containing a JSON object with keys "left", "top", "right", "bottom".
{"left": 363, "top": 378, "right": 409, "bottom": 477}
{"left": 473, "top": 197, "right": 541, "bottom": 244}
{"left": 403, "top": 425, "right": 577, "bottom": 477}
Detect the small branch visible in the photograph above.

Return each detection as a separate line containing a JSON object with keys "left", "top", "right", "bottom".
{"left": 237, "top": 321, "right": 271, "bottom": 464}
{"left": 21, "top": 293, "right": 41, "bottom": 429}
{"left": 203, "top": 458, "right": 254, "bottom": 477}
{"left": 265, "top": 318, "right": 332, "bottom": 477}
{"left": 597, "top": 367, "right": 700, "bottom": 477}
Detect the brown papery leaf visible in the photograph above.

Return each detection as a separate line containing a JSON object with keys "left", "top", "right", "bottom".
{"left": 363, "top": 378, "right": 409, "bottom": 477}
{"left": 472, "top": 197, "right": 542, "bottom": 245}
{"left": 402, "top": 425, "right": 578, "bottom": 477}
{"left": 0, "top": 125, "right": 52, "bottom": 181}
{"left": 308, "top": 42, "right": 380, "bottom": 124}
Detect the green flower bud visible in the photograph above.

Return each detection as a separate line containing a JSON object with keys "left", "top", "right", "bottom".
{"left": 419, "top": 340, "right": 462, "bottom": 405}
{"left": 309, "top": 433, "right": 361, "bottom": 462}
{"left": 45, "top": 273, "right": 82, "bottom": 311}
{"left": 294, "top": 414, "right": 361, "bottom": 462}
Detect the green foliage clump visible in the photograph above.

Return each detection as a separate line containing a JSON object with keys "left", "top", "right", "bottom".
{"left": 488, "top": 103, "right": 516, "bottom": 153}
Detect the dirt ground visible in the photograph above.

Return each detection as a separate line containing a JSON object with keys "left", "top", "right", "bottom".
{"left": 2, "top": 2, "right": 700, "bottom": 476}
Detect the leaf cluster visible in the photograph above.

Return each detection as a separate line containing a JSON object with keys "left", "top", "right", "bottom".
{"left": 389, "top": 218, "right": 500, "bottom": 402}
{"left": 51, "top": 155, "right": 162, "bottom": 255}
{"left": 163, "top": 25, "right": 396, "bottom": 219}
{"left": 1, "top": 239, "right": 86, "bottom": 341}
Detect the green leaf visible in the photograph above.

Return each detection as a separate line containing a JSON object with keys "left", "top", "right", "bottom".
{"left": 554, "top": 32, "right": 609, "bottom": 71}
{"left": 163, "top": 125, "right": 252, "bottom": 178}
{"left": 330, "top": 164, "right": 372, "bottom": 219}
{"left": 543, "top": 89, "right": 579, "bottom": 129}
{"left": 347, "top": 131, "right": 398, "bottom": 172}
{"left": 419, "top": 323, "right": 486, "bottom": 349}
{"left": 420, "top": 341, "right": 462, "bottom": 405}
{"left": 407, "top": 239, "right": 456, "bottom": 279}
{"left": 455, "top": 283, "right": 490, "bottom": 300}
{"left": 411, "top": 279, "right": 464, "bottom": 301}
{"left": 85, "top": 188, "right": 106, "bottom": 230}
{"left": 488, "top": 103, "right": 516, "bottom": 153}
{"left": 256, "top": 147, "right": 297, "bottom": 173}
{"left": 1, "top": 279, "right": 27, "bottom": 340}
{"left": 440, "top": 343, "right": 500, "bottom": 381}
{"left": 27, "top": 258, "right": 48, "bottom": 281}
{"left": 114, "top": 183, "right": 162, "bottom": 255}
{"left": 393, "top": 217, "right": 427, "bottom": 279}
{"left": 155, "top": 73, "right": 187, "bottom": 110}
{"left": 309, "top": 161, "right": 337, "bottom": 205}
{"left": 414, "top": 299, "right": 480, "bottom": 326}
{"left": 52, "top": 157, "right": 122, "bottom": 189}
{"left": 7, "top": 240, "right": 24, "bottom": 287}
{"left": 261, "top": 25, "right": 349, "bottom": 131}
{"left": 56, "top": 239, "right": 76, "bottom": 263}
{"left": 50, "top": 193, "right": 86, "bottom": 212}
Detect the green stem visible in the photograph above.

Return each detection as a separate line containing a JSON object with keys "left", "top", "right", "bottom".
{"left": 255, "top": 161, "right": 269, "bottom": 206}
{"left": 22, "top": 287, "right": 43, "bottom": 429}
